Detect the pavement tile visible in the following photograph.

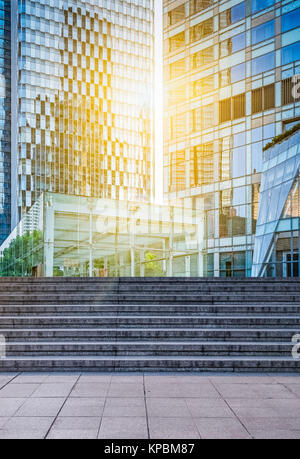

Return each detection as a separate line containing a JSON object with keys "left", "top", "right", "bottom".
{"left": 105, "top": 397, "right": 145, "bottom": 408}
{"left": 15, "top": 397, "right": 65, "bottom": 417}
{"left": 59, "top": 397, "right": 105, "bottom": 417}
{"left": 0, "top": 383, "right": 39, "bottom": 398}
{"left": 70, "top": 382, "right": 110, "bottom": 398}
{"left": 145, "top": 384, "right": 183, "bottom": 398}
{"left": 79, "top": 374, "right": 112, "bottom": 383}
{"left": 281, "top": 384, "right": 300, "bottom": 398}
{"left": 47, "top": 417, "right": 100, "bottom": 439}
{"left": 185, "top": 398, "right": 234, "bottom": 418}
{"left": 148, "top": 417, "right": 199, "bottom": 439}
{"left": 98, "top": 417, "right": 148, "bottom": 439}
{"left": 13, "top": 373, "right": 49, "bottom": 384}
{"left": 178, "top": 383, "right": 220, "bottom": 398}
{"left": 103, "top": 405, "right": 146, "bottom": 417}
{"left": 214, "top": 383, "right": 297, "bottom": 400}
{"left": 0, "top": 398, "right": 26, "bottom": 417}
{"left": 108, "top": 383, "right": 144, "bottom": 398}
{"left": 146, "top": 398, "right": 191, "bottom": 418}
{"left": 241, "top": 417, "right": 300, "bottom": 431}
{"left": 194, "top": 417, "right": 251, "bottom": 439}
{"left": 250, "top": 429, "right": 300, "bottom": 439}
{"left": 271, "top": 375, "right": 300, "bottom": 384}
{"left": 111, "top": 374, "right": 144, "bottom": 384}
{"left": 227, "top": 398, "right": 300, "bottom": 418}
{"left": 209, "top": 375, "right": 276, "bottom": 385}
{"left": 32, "top": 383, "right": 73, "bottom": 398}
{"left": 0, "top": 417, "right": 54, "bottom": 439}
{"left": 44, "top": 373, "right": 80, "bottom": 384}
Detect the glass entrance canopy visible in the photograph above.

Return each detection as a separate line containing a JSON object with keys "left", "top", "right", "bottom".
{"left": 0, "top": 193, "right": 205, "bottom": 277}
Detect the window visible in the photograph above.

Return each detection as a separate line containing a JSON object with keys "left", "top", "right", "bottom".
{"left": 170, "top": 150, "right": 186, "bottom": 192}
{"left": 169, "top": 32, "right": 185, "bottom": 52}
{"left": 252, "top": 0, "right": 274, "bottom": 14}
{"left": 192, "top": 143, "right": 214, "bottom": 186}
{"left": 231, "top": 63, "right": 245, "bottom": 83}
{"left": 168, "top": 85, "right": 186, "bottom": 106}
{"left": 170, "top": 112, "right": 186, "bottom": 139}
{"left": 169, "top": 59, "right": 185, "bottom": 79}
{"left": 189, "top": 0, "right": 213, "bottom": 16}
{"left": 233, "top": 93, "right": 246, "bottom": 119}
{"left": 220, "top": 93, "right": 245, "bottom": 123}
{"left": 202, "top": 104, "right": 214, "bottom": 129}
{"left": 252, "top": 52, "right": 275, "bottom": 75}
{"left": 220, "top": 189, "right": 247, "bottom": 239}
{"left": 252, "top": 87, "right": 263, "bottom": 114}
{"left": 168, "top": 5, "right": 185, "bottom": 26}
{"left": 252, "top": 84, "right": 275, "bottom": 113}
{"left": 219, "top": 33, "right": 246, "bottom": 57}
{"left": 204, "top": 253, "right": 214, "bottom": 276}
{"left": 193, "top": 108, "right": 202, "bottom": 132}
{"left": 264, "top": 84, "right": 275, "bottom": 110}
{"left": 252, "top": 20, "right": 274, "bottom": 45}
{"left": 282, "top": 77, "right": 294, "bottom": 106}
{"left": 192, "top": 46, "right": 214, "bottom": 68}
{"left": 220, "top": 136, "right": 231, "bottom": 181}
{"left": 282, "top": 42, "right": 300, "bottom": 66}
{"left": 193, "top": 75, "right": 214, "bottom": 97}
{"left": 220, "top": 98, "right": 231, "bottom": 123}
{"left": 190, "top": 18, "right": 213, "bottom": 42}
{"left": 193, "top": 104, "right": 215, "bottom": 130}
{"left": 220, "top": 2, "right": 245, "bottom": 29}
{"left": 282, "top": 8, "right": 300, "bottom": 33}
{"left": 232, "top": 146, "right": 246, "bottom": 177}
{"left": 220, "top": 63, "right": 245, "bottom": 87}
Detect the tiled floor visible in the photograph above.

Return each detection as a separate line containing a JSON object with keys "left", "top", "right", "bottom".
{"left": 0, "top": 372, "right": 299, "bottom": 439}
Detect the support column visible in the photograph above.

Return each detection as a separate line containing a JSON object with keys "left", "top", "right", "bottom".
{"left": 44, "top": 195, "right": 54, "bottom": 277}
{"left": 89, "top": 209, "right": 93, "bottom": 277}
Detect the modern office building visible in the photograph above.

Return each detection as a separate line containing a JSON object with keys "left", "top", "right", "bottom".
{"left": 0, "top": 1, "right": 11, "bottom": 245}
{"left": 9, "top": 0, "right": 154, "bottom": 231}
{"left": 163, "top": 0, "right": 300, "bottom": 277}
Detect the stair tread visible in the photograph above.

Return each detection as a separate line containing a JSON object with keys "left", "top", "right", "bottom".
{"left": 4, "top": 340, "right": 294, "bottom": 345}
{"left": 1, "top": 355, "right": 299, "bottom": 361}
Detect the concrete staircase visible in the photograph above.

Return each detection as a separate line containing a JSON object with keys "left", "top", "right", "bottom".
{"left": 0, "top": 277, "right": 300, "bottom": 372}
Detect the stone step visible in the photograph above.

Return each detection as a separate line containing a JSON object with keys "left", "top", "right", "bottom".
{"left": 0, "top": 294, "right": 299, "bottom": 304}
{"left": 3, "top": 284, "right": 300, "bottom": 292}
{"left": 0, "top": 315, "right": 300, "bottom": 328}
{"left": 1, "top": 355, "right": 300, "bottom": 372}
{"left": 1, "top": 279, "right": 299, "bottom": 288}
{"left": 2, "top": 304, "right": 300, "bottom": 315}
{"left": 3, "top": 341, "right": 294, "bottom": 356}
{"left": 1, "top": 278, "right": 299, "bottom": 372}
{"left": 0, "top": 327, "right": 297, "bottom": 341}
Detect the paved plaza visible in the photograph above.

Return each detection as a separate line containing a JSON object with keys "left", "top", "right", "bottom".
{"left": 0, "top": 372, "right": 299, "bottom": 439}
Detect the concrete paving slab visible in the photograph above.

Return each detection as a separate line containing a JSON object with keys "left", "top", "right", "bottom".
{"left": 98, "top": 416, "right": 148, "bottom": 439}
{"left": 59, "top": 397, "right": 105, "bottom": 417}
{"left": 15, "top": 397, "right": 65, "bottom": 417}
{"left": 148, "top": 417, "right": 200, "bottom": 439}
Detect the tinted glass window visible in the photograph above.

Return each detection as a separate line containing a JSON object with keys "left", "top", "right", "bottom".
{"left": 252, "top": 20, "right": 274, "bottom": 45}
{"left": 252, "top": 0, "right": 274, "bottom": 14}
{"left": 282, "top": 42, "right": 300, "bottom": 65}
{"left": 282, "top": 8, "right": 300, "bottom": 33}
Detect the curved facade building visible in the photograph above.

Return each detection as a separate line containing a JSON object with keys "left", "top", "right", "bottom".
{"left": 252, "top": 127, "right": 300, "bottom": 277}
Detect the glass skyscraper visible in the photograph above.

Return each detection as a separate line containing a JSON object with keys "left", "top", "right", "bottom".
{"left": 163, "top": 0, "right": 300, "bottom": 277}
{"left": 10, "top": 0, "right": 154, "bottom": 229}
{"left": 0, "top": 1, "right": 10, "bottom": 244}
